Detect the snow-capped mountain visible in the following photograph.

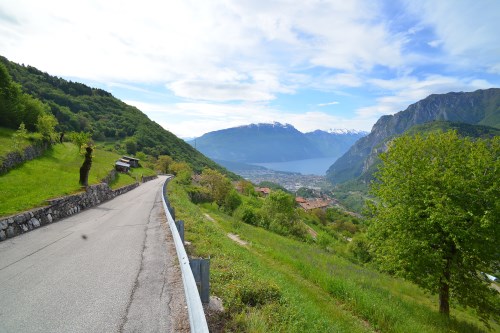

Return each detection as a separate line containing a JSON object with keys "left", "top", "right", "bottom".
{"left": 189, "top": 123, "right": 367, "bottom": 163}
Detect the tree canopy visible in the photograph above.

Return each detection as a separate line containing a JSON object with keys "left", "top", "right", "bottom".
{"left": 368, "top": 131, "right": 499, "bottom": 324}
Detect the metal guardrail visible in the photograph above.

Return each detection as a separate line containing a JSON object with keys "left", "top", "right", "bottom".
{"left": 162, "top": 177, "right": 209, "bottom": 333}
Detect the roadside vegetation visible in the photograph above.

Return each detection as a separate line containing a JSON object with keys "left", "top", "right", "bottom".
{"left": 168, "top": 172, "right": 500, "bottom": 332}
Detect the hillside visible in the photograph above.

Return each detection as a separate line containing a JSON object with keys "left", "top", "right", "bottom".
{"left": 166, "top": 177, "right": 495, "bottom": 332}
{"left": 190, "top": 122, "right": 366, "bottom": 163}
{"left": 327, "top": 88, "right": 500, "bottom": 184}
{"left": 0, "top": 55, "right": 232, "bottom": 176}
{"left": 360, "top": 121, "right": 500, "bottom": 183}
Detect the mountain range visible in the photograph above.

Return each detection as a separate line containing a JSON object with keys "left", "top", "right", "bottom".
{"left": 189, "top": 122, "right": 367, "bottom": 164}
{"left": 326, "top": 88, "right": 500, "bottom": 184}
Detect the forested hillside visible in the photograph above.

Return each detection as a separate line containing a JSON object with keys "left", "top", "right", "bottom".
{"left": 0, "top": 56, "right": 232, "bottom": 175}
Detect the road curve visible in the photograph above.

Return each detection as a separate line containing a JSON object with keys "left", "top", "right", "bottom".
{"left": 0, "top": 176, "right": 189, "bottom": 333}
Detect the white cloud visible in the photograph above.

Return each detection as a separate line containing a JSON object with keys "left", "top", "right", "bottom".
{"left": 317, "top": 101, "right": 340, "bottom": 107}
{"left": 427, "top": 40, "right": 443, "bottom": 48}
{"left": 0, "top": 0, "right": 498, "bottom": 137}
{"left": 357, "top": 75, "right": 493, "bottom": 120}
{"left": 405, "top": 0, "right": 500, "bottom": 71}
{"left": 127, "top": 99, "right": 374, "bottom": 138}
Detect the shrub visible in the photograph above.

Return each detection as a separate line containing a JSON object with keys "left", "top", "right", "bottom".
{"left": 186, "top": 185, "right": 212, "bottom": 204}
{"left": 223, "top": 189, "right": 242, "bottom": 214}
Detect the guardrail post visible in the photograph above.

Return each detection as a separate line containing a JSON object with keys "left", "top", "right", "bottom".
{"left": 175, "top": 220, "right": 185, "bottom": 244}
{"left": 170, "top": 206, "right": 175, "bottom": 220}
{"left": 189, "top": 258, "right": 210, "bottom": 304}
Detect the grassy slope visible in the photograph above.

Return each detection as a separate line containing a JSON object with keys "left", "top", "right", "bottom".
{"left": 167, "top": 179, "right": 496, "bottom": 333}
{"left": 0, "top": 141, "right": 154, "bottom": 217}
{"left": 0, "top": 127, "right": 32, "bottom": 156}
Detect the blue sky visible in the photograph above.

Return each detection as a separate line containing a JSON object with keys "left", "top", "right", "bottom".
{"left": 1, "top": 0, "right": 499, "bottom": 138}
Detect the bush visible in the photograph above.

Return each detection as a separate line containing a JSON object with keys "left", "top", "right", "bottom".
{"left": 235, "top": 206, "right": 260, "bottom": 226}
{"left": 186, "top": 185, "right": 212, "bottom": 204}
{"left": 239, "top": 281, "right": 282, "bottom": 307}
{"left": 223, "top": 189, "right": 242, "bottom": 214}
{"left": 348, "top": 233, "right": 372, "bottom": 263}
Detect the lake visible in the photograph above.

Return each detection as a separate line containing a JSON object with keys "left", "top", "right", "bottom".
{"left": 252, "top": 156, "right": 339, "bottom": 176}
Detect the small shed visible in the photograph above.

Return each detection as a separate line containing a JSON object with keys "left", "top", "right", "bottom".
{"left": 115, "top": 161, "right": 130, "bottom": 173}
{"left": 122, "top": 156, "right": 140, "bottom": 168}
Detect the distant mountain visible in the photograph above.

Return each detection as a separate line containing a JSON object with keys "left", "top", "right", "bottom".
{"left": 0, "top": 55, "right": 233, "bottom": 176}
{"left": 189, "top": 122, "right": 367, "bottom": 163}
{"left": 326, "top": 88, "right": 500, "bottom": 184}
{"left": 304, "top": 129, "right": 367, "bottom": 159}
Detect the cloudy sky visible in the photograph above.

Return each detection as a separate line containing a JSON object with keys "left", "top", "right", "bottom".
{"left": 1, "top": 0, "right": 499, "bottom": 138}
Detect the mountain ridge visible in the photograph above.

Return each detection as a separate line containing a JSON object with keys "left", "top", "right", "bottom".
{"left": 190, "top": 122, "right": 367, "bottom": 164}
{"left": 326, "top": 88, "right": 500, "bottom": 184}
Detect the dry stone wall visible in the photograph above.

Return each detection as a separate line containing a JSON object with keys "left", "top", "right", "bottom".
{"left": 0, "top": 182, "right": 139, "bottom": 241}
{"left": 0, "top": 142, "right": 49, "bottom": 174}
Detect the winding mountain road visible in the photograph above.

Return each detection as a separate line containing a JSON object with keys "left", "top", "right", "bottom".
{"left": 0, "top": 176, "right": 189, "bottom": 332}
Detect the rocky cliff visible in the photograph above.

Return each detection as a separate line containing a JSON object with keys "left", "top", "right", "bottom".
{"left": 326, "top": 88, "right": 500, "bottom": 184}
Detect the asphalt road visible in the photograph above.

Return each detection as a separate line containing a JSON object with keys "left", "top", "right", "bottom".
{"left": 0, "top": 176, "right": 189, "bottom": 333}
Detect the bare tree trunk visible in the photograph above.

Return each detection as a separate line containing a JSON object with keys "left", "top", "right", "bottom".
{"left": 79, "top": 146, "right": 93, "bottom": 187}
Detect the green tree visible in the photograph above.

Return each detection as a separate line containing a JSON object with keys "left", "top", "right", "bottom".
{"left": 262, "top": 190, "right": 307, "bottom": 239}
{"left": 69, "top": 131, "right": 93, "bottom": 154}
{"left": 11, "top": 122, "right": 28, "bottom": 152}
{"left": 369, "top": 131, "right": 500, "bottom": 323}
{"left": 200, "top": 168, "right": 232, "bottom": 208}
{"left": 36, "top": 113, "right": 58, "bottom": 142}
{"left": 155, "top": 155, "right": 173, "bottom": 174}
{"left": 223, "top": 189, "right": 242, "bottom": 214}
{"left": 124, "top": 137, "right": 137, "bottom": 155}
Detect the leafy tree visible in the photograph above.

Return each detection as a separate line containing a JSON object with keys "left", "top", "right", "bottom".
{"left": 261, "top": 190, "right": 307, "bottom": 239}
{"left": 170, "top": 161, "right": 192, "bottom": 185}
{"left": 223, "top": 189, "right": 242, "bottom": 214}
{"left": 200, "top": 168, "right": 232, "bottom": 208}
{"left": 36, "top": 113, "right": 58, "bottom": 142}
{"left": 124, "top": 137, "right": 137, "bottom": 155}
{"left": 11, "top": 122, "right": 28, "bottom": 152}
{"left": 69, "top": 131, "right": 93, "bottom": 154}
{"left": 237, "top": 180, "right": 257, "bottom": 196}
{"left": 369, "top": 131, "right": 499, "bottom": 323}
{"left": 155, "top": 155, "right": 173, "bottom": 174}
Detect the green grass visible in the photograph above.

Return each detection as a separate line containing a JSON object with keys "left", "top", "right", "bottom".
{"left": 109, "top": 167, "right": 156, "bottom": 189}
{"left": 167, "top": 179, "right": 497, "bottom": 333}
{"left": 0, "top": 127, "right": 33, "bottom": 157}
{"left": 0, "top": 142, "right": 137, "bottom": 217}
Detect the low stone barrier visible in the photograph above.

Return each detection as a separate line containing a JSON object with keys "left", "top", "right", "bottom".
{"left": 0, "top": 142, "right": 49, "bottom": 175}
{"left": 0, "top": 182, "right": 139, "bottom": 241}
{"left": 142, "top": 175, "right": 158, "bottom": 183}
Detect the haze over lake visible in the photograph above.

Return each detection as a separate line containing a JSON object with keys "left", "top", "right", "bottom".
{"left": 252, "top": 156, "right": 339, "bottom": 176}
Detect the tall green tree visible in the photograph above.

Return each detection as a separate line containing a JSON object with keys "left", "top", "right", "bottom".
{"left": 36, "top": 113, "right": 58, "bottom": 142}
{"left": 155, "top": 155, "right": 173, "bottom": 174}
{"left": 200, "top": 168, "right": 232, "bottom": 208}
{"left": 369, "top": 131, "right": 499, "bottom": 323}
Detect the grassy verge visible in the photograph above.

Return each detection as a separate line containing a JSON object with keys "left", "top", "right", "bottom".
{"left": 167, "top": 179, "right": 496, "bottom": 332}
{"left": 1, "top": 142, "right": 126, "bottom": 217}
{"left": 0, "top": 127, "right": 39, "bottom": 157}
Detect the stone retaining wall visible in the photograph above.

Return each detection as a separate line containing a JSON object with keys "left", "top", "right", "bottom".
{"left": 142, "top": 175, "right": 158, "bottom": 183}
{"left": 0, "top": 182, "right": 139, "bottom": 241}
{"left": 0, "top": 142, "right": 49, "bottom": 174}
